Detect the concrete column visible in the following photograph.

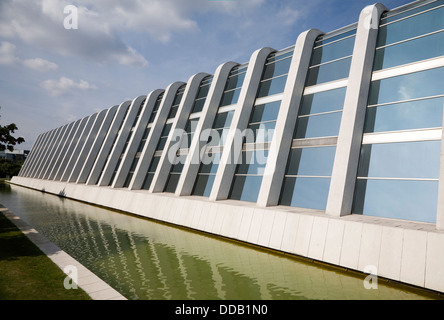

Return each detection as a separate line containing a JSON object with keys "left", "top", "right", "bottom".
{"left": 98, "top": 96, "right": 146, "bottom": 186}
{"left": 68, "top": 109, "right": 107, "bottom": 182}
{"left": 150, "top": 73, "right": 210, "bottom": 193}
{"left": 61, "top": 113, "right": 98, "bottom": 181}
{"left": 129, "top": 82, "right": 186, "bottom": 190}
{"left": 42, "top": 124, "right": 70, "bottom": 179}
{"left": 176, "top": 62, "right": 239, "bottom": 196}
{"left": 112, "top": 89, "right": 164, "bottom": 188}
{"left": 76, "top": 105, "right": 118, "bottom": 184}
{"left": 325, "top": 3, "right": 387, "bottom": 217}
{"left": 27, "top": 129, "right": 56, "bottom": 178}
{"left": 47, "top": 120, "right": 79, "bottom": 180}
{"left": 257, "top": 29, "right": 324, "bottom": 207}
{"left": 19, "top": 133, "right": 44, "bottom": 177}
{"left": 436, "top": 103, "right": 444, "bottom": 230}
{"left": 54, "top": 117, "right": 88, "bottom": 181}
{"left": 86, "top": 101, "right": 131, "bottom": 185}
{"left": 209, "top": 47, "right": 275, "bottom": 201}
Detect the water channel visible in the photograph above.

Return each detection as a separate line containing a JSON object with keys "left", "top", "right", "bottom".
{"left": 0, "top": 182, "right": 441, "bottom": 300}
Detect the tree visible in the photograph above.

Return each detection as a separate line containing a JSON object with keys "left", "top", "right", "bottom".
{"left": 0, "top": 110, "right": 25, "bottom": 152}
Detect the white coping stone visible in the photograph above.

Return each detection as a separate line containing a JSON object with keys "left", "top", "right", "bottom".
{"left": 237, "top": 207, "right": 253, "bottom": 242}
{"left": 258, "top": 209, "right": 275, "bottom": 247}
{"left": 247, "top": 208, "right": 265, "bottom": 244}
{"left": 357, "top": 222, "right": 382, "bottom": 272}
{"left": 268, "top": 210, "right": 287, "bottom": 251}
{"left": 425, "top": 232, "right": 444, "bottom": 292}
{"left": 339, "top": 220, "right": 363, "bottom": 270}
{"left": 400, "top": 229, "right": 427, "bottom": 288}
{"left": 293, "top": 214, "right": 314, "bottom": 257}
{"left": 323, "top": 218, "right": 345, "bottom": 265}
{"left": 280, "top": 212, "right": 299, "bottom": 253}
{"left": 308, "top": 216, "right": 329, "bottom": 261}
{"left": 378, "top": 226, "right": 404, "bottom": 281}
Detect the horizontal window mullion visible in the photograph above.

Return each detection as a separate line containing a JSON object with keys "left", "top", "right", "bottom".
{"left": 376, "top": 28, "right": 444, "bottom": 50}
{"left": 309, "top": 55, "right": 353, "bottom": 69}
{"left": 367, "top": 94, "right": 444, "bottom": 108}
{"left": 380, "top": 2, "right": 444, "bottom": 28}
{"left": 357, "top": 177, "right": 439, "bottom": 181}
{"left": 298, "top": 109, "right": 342, "bottom": 118}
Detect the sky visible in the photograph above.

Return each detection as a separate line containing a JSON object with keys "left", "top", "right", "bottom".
{"left": 0, "top": 0, "right": 412, "bottom": 150}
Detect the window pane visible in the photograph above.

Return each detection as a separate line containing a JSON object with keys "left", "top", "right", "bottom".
{"left": 364, "top": 97, "right": 444, "bottom": 133}
{"left": 353, "top": 179, "right": 438, "bottom": 223}
{"left": 286, "top": 146, "right": 336, "bottom": 176}
{"left": 280, "top": 177, "right": 331, "bottom": 210}
{"left": 192, "top": 174, "right": 216, "bottom": 197}
{"left": 257, "top": 76, "right": 287, "bottom": 98}
{"left": 220, "top": 88, "right": 241, "bottom": 106}
{"left": 306, "top": 57, "right": 351, "bottom": 86}
{"left": 250, "top": 101, "right": 281, "bottom": 123}
{"left": 235, "top": 150, "right": 268, "bottom": 175}
{"left": 247, "top": 121, "right": 275, "bottom": 143}
{"left": 315, "top": 29, "right": 356, "bottom": 47}
{"left": 300, "top": 87, "right": 346, "bottom": 115}
{"left": 142, "top": 173, "right": 154, "bottom": 190}
{"left": 213, "top": 111, "right": 234, "bottom": 129}
{"left": 192, "top": 98, "right": 206, "bottom": 113}
{"left": 262, "top": 57, "right": 291, "bottom": 80}
{"left": 164, "top": 174, "right": 180, "bottom": 193}
{"left": 229, "top": 175, "right": 263, "bottom": 202}
{"left": 382, "top": 0, "right": 444, "bottom": 24}
{"left": 368, "top": 67, "right": 444, "bottom": 105}
{"left": 374, "top": 31, "right": 444, "bottom": 70}
{"left": 224, "top": 72, "right": 246, "bottom": 91}
{"left": 294, "top": 112, "right": 342, "bottom": 139}
{"left": 357, "top": 141, "right": 441, "bottom": 179}
{"left": 377, "top": 6, "right": 444, "bottom": 47}
{"left": 311, "top": 36, "right": 355, "bottom": 66}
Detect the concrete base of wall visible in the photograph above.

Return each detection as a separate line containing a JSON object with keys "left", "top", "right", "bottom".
{"left": 10, "top": 176, "right": 444, "bottom": 294}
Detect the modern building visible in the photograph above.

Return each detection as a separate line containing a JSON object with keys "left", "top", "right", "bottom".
{"left": 11, "top": 0, "right": 444, "bottom": 294}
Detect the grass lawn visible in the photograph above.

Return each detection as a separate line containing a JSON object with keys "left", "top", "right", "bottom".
{"left": 0, "top": 211, "right": 91, "bottom": 300}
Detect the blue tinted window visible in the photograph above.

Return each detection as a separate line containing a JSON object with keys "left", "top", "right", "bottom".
{"left": 377, "top": 6, "right": 444, "bottom": 47}
{"left": 315, "top": 29, "right": 356, "bottom": 46}
{"left": 374, "top": 31, "right": 444, "bottom": 70}
{"left": 235, "top": 150, "right": 268, "bottom": 175}
{"left": 250, "top": 101, "right": 281, "bottom": 123}
{"left": 262, "top": 57, "right": 292, "bottom": 80}
{"left": 247, "top": 122, "right": 276, "bottom": 143}
{"left": 368, "top": 67, "right": 444, "bottom": 105}
{"left": 294, "top": 112, "right": 342, "bottom": 139}
{"left": 286, "top": 146, "right": 336, "bottom": 176}
{"left": 229, "top": 175, "right": 263, "bottom": 202}
{"left": 192, "top": 174, "right": 216, "bottom": 197}
{"left": 280, "top": 177, "right": 331, "bottom": 210}
{"left": 300, "top": 87, "right": 346, "bottom": 115}
{"left": 224, "top": 72, "right": 246, "bottom": 91}
{"left": 381, "top": 0, "right": 444, "bottom": 24}
{"left": 357, "top": 141, "right": 441, "bottom": 179}
{"left": 213, "top": 111, "right": 234, "bottom": 129}
{"left": 364, "top": 97, "right": 444, "bottom": 133}
{"left": 257, "top": 76, "right": 288, "bottom": 98}
{"left": 353, "top": 179, "right": 438, "bottom": 223}
{"left": 311, "top": 36, "right": 355, "bottom": 66}
{"left": 220, "top": 88, "right": 241, "bottom": 106}
{"left": 306, "top": 58, "right": 351, "bottom": 86}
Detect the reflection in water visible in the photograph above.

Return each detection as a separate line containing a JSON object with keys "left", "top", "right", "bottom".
{"left": 0, "top": 183, "right": 440, "bottom": 300}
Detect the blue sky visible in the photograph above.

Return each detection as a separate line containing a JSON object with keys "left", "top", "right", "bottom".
{"left": 0, "top": 0, "right": 411, "bottom": 150}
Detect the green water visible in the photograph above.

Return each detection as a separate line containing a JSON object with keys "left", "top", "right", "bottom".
{"left": 0, "top": 182, "right": 441, "bottom": 300}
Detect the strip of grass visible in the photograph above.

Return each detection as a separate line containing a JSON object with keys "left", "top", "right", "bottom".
{"left": 0, "top": 211, "right": 91, "bottom": 300}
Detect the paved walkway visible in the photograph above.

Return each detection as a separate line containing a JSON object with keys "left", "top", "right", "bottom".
{"left": 1, "top": 206, "right": 127, "bottom": 300}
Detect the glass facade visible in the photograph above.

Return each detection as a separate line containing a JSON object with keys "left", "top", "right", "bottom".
{"left": 353, "top": 0, "right": 444, "bottom": 223}
{"left": 279, "top": 29, "right": 353, "bottom": 210}
{"left": 123, "top": 93, "right": 164, "bottom": 188}
{"left": 229, "top": 49, "right": 292, "bottom": 202}
{"left": 164, "top": 76, "right": 213, "bottom": 193}
{"left": 142, "top": 86, "right": 185, "bottom": 190}
{"left": 192, "top": 65, "right": 247, "bottom": 197}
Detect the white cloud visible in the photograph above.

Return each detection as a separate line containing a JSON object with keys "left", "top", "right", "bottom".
{"left": 22, "top": 58, "right": 58, "bottom": 71}
{"left": 40, "top": 77, "right": 97, "bottom": 96}
{"left": 0, "top": 41, "right": 19, "bottom": 65}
